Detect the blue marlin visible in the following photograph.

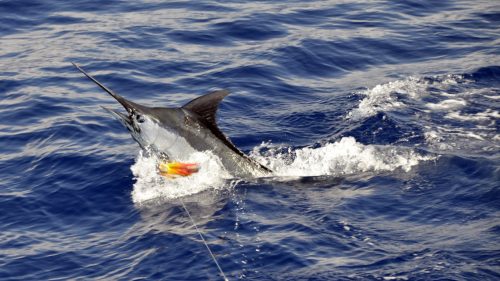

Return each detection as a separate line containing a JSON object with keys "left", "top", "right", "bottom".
{"left": 73, "top": 63, "right": 272, "bottom": 178}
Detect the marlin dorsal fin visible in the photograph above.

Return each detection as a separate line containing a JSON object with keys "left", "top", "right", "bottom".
{"left": 182, "top": 90, "right": 244, "bottom": 158}
{"left": 182, "top": 90, "right": 229, "bottom": 126}
{"left": 182, "top": 90, "right": 272, "bottom": 173}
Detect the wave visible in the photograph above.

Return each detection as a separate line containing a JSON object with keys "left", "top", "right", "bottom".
{"left": 250, "top": 137, "right": 432, "bottom": 177}
{"left": 346, "top": 69, "right": 499, "bottom": 154}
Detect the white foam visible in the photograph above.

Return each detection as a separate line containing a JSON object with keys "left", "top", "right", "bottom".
{"left": 424, "top": 130, "right": 453, "bottom": 150}
{"left": 250, "top": 137, "right": 433, "bottom": 177}
{"left": 346, "top": 79, "right": 415, "bottom": 121}
{"left": 426, "top": 99, "right": 466, "bottom": 110}
{"left": 346, "top": 76, "right": 436, "bottom": 120}
{"left": 130, "top": 137, "right": 433, "bottom": 203}
{"left": 484, "top": 95, "right": 500, "bottom": 100}
{"left": 346, "top": 75, "right": 498, "bottom": 154}
{"left": 130, "top": 150, "right": 232, "bottom": 204}
{"left": 383, "top": 276, "right": 408, "bottom": 281}
{"left": 346, "top": 75, "right": 473, "bottom": 120}
{"left": 445, "top": 109, "right": 499, "bottom": 122}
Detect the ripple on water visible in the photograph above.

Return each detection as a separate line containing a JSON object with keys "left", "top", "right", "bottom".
{"left": 0, "top": 0, "right": 499, "bottom": 280}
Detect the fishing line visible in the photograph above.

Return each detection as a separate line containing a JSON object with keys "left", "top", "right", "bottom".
{"left": 179, "top": 198, "right": 229, "bottom": 281}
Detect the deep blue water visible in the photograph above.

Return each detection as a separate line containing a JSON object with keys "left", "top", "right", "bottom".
{"left": 1, "top": 0, "right": 499, "bottom": 280}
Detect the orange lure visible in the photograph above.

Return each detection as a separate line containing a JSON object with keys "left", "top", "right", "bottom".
{"left": 158, "top": 161, "right": 200, "bottom": 178}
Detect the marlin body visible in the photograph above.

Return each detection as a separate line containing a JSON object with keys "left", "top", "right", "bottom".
{"left": 73, "top": 63, "right": 272, "bottom": 178}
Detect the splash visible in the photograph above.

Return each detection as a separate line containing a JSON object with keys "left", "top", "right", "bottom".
{"left": 130, "top": 150, "right": 232, "bottom": 203}
{"left": 131, "top": 137, "right": 433, "bottom": 203}
{"left": 345, "top": 74, "right": 472, "bottom": 121}
{"left": 346, "top": 78, "right": 418, "bottom": 121}
{"left": 250, "top": 137, "right": 433, "bottom": 177}
{"left": 346, "top": 74, "right": 499, "bottom": 154}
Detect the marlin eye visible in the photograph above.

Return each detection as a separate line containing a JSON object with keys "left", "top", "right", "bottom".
{"left": 136, "top": 114, "right": 145, "bottom": 123}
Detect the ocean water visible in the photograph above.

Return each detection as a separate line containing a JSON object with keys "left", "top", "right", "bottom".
{"left": 1, "top": 0, "right": 499, "bottom": 280}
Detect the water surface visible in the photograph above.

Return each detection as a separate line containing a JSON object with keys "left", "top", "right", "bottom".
{"left": 0, "top": 0, "right": 499, "bottom": 280}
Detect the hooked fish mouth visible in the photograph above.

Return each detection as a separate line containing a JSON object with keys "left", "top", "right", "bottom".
{"left": 102, "top": 106, "right": 153, "bottom": 154}
{"left": 101, "top": 106, "right": 132, "bottom": 128}
{"left": 73, "top": 63, "right": 171, "bottom": 160}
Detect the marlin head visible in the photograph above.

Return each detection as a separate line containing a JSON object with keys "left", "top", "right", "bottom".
{"left": 72, "top": 63, "right": 160, "bottom": 152}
